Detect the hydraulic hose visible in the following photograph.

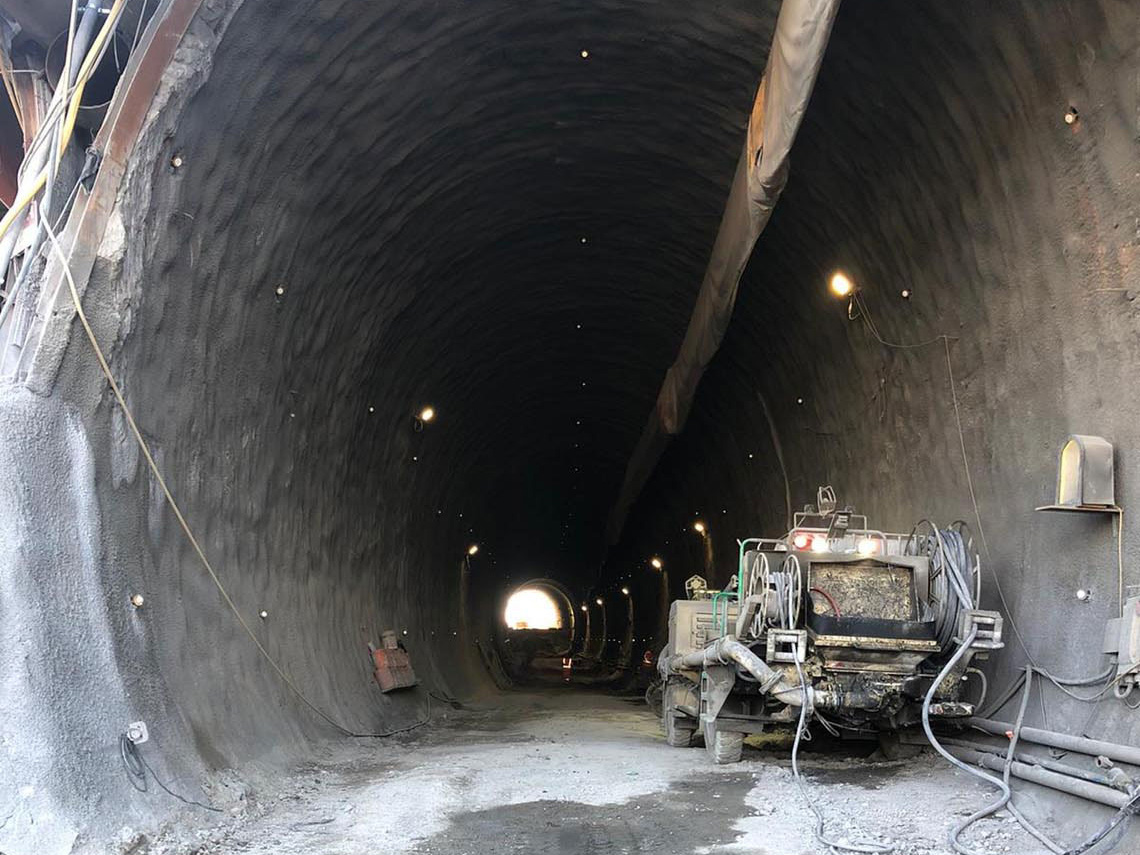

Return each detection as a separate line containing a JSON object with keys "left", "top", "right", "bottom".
{"left": 923, "top": 627, "right": 1011, "bottom": 855}
{"left": 661, "top": 636, "right": 808, "bottom": 707}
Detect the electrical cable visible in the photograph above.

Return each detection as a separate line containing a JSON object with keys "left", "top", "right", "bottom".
{"left": 855, "top": 279, "right": 1136, "bottom": 854}
{"left": 119, "top": 734, "right": 223, "bottom": 812}
{"left": 0, "top": 0, "right": 126, "bottom": 251}
{"left": 1059, "top": 789, "right": 1140, "bottom": 855}
{"left": 42, "top": 209, "right": 427, "bottom": 740}
{"left": 906, "top": 521, "right": 976, "bottom": 653}
{"left": 922, "top": 627, "right": 1011, "bottom": 855}
{"left": 791, "top": 656, "right": 894, "bottom": 854}
{"left": 956, "top": 666, "right": 1065, "bottom": 853}
{"left": 809, "top": 586, "right": 841, "bottom": 618}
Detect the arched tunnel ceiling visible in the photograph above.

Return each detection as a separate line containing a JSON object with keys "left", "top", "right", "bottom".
{"left": 129, "top": 0, "right": 780, "bottom": 592}
{"left": 2, "top": 0, "right": 1138, "bottom": 848}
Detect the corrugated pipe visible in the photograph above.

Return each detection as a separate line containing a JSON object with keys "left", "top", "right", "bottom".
{"left": 969, "top": 718, "right": 1140, "bottom": 768}
{"left": 660, "top": 636, "right": 809, "bottom": 707}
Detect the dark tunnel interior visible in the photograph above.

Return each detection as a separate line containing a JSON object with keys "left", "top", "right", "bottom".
{"left": 1, "top": 0, "right": 1139, "bottom": 850}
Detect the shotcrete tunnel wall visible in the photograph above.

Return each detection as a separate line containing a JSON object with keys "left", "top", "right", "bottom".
{"left": 0, "top": 0, "right": 1137, "bottom": 852}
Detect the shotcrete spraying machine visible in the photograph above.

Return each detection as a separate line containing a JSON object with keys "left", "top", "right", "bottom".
{"left": 658, "top": 488, "right": 1004, "bottom": 763}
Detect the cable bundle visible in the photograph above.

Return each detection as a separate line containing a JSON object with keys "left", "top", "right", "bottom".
{"left": 906, "top": 520, "right": 979, "bottom": 652}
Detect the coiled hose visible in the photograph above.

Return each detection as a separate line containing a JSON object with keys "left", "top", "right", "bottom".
{"left": 907, "top": 521, "right": 977, "bottom": 652}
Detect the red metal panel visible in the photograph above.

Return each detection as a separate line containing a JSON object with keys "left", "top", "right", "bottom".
{"left": 372, "top": 648, "right": 418, "bottom": 693}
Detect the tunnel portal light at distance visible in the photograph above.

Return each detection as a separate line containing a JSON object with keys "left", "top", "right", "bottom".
{"left": 467, "top": 544, "right": 479, "bottom": 556}
{"left": 505, "top": 588, "right": 562, "bottom": 630}
{"left": 829, "top": 271, "right": 854, "bottom": 299}
{"left": 650, "top": 557, "right": 663, "bottom": 570}
{"left": 692, "top": 520, "right": 706, "bottom": 535}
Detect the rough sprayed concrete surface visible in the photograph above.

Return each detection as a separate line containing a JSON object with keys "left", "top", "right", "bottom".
{"left": 113, "top": 694, "right": 1065, "bottom": 855}
{"left": 0, "top": 0, "right": 1138, "bottom": 852}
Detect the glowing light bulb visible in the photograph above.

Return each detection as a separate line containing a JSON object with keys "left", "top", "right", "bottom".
{"left": 692, "top": 521, "right": 706, "bottom": 534}
{"left": 811, "top": 536, "right": 829, "bottom": 553}
{"left": 650, "top": 557, "right": 663, "bottom": 570}
{"left": 857, "top": 538, "right": 877, "bottom": 556}
{"left": 621, "top": 586, "right": 630, "bottom": 595}
{"left": 792, "top": 533, "right": 810, "bottom": 550}
{"left": 581, "top": 604, "right": 588, "bottom": 612}
{"left": 580, "top": 49, "right": 589, "bottom": 59}
{"left": 467, "top": 544, "right": 479, "bottom": 556}
{"left": 829, "top": 272, "right": 854, "bottom": 298}
{"left": 418, "top": 406, "right": 435, "bottom": 422}
{"left": 130, "top": 594, "right": 145, "bottom": 608}
{"left": 595, "top": 597, "right": 604, "bottom": 605}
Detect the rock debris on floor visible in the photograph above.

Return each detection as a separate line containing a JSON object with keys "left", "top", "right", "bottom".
{"left": 132, "top": 692, "right": 1057, "bottom": 855}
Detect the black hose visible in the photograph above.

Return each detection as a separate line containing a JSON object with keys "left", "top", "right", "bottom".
{"left": 907, "top": 522, "right": 976, "bottom": 653}
{"left": 118, "top": 735, "right": 222, "bottom": 812}
{"left": 1061, "top": 791, "right": 1140, "bottom": 855}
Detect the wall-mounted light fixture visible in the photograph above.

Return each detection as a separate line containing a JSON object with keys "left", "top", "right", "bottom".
{"left": 829, "top": 271, "right": 854, "bottom": 298}
{"left": 595, "top": 597, "right": 604, "bottom": 606}
{"left": 692, "top": 520, "right": 706, "bottom": 535}
{"left": 467, "top": 544, "right": 480, "bottom": 556}
{"left": 650, "top": 557, "right": 663, "bottom": 570}
{"left": 621, "top": 586, "right": 630, "bottom": 596}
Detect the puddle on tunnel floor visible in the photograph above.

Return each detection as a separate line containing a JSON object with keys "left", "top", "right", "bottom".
{"left": 407, "top": 772, "right": 755, "bottom": 855}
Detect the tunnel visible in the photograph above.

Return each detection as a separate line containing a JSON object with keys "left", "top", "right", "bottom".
{"left": 0, "top": 1, "right": 1138, "bottom": 853}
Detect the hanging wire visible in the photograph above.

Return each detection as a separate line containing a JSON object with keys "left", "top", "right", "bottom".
{"left": 42, "top": 207, "right": 428, "bottom": 740}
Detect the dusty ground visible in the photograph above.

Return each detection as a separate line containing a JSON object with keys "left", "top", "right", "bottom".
{"left": 133, "top": 691, "right": 1062, "bottom": 855}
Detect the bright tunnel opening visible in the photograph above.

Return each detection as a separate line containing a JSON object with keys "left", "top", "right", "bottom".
{"left": 504, "top": 588, "right": 563, "bottom": 630}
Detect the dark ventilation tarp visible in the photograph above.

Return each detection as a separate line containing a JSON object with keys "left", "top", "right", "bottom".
{"left": 608, "top": 0, "right": 841, "bottom": 543}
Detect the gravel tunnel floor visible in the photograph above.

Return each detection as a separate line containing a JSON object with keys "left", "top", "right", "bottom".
{"left": 137, "top": 692, "right": 1059, "bottom": 855}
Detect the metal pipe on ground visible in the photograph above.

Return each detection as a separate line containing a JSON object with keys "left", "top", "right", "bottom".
{"left": 942, "top": 744, "right": 1129, "bottom": 810}
{"left": 969, "top": 718, "right": 1140, "bottom": 768}
{"left": 933, "top": 736, "right": 1129, "bottom": 791}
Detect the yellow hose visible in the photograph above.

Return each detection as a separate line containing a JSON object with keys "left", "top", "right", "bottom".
{"left": 0, "top": 0, "right": 126, "bottom": 248}
{"left": 58, "top": 0, "right": 126, "bottom": 165}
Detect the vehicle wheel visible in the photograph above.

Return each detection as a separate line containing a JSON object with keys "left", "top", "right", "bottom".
{"left": 664, "top": 708, "right": 695, "bottom": 747}
{"left": 706, "top": 728, "right": 744, "bottom": 764}
{"left": 662, "top": 680, "right": 696, "bottom": 747}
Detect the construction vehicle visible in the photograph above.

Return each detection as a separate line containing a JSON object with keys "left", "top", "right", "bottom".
{"left": 658, "top": 487, "right": 1004, "bottom": 763}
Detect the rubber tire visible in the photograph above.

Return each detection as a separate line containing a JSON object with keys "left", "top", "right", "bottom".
{"left": 706, "top": 729, "right": 744, "bottom": 764}
{"left": 664, "top": 708, "right": 695, "bottom": 747}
